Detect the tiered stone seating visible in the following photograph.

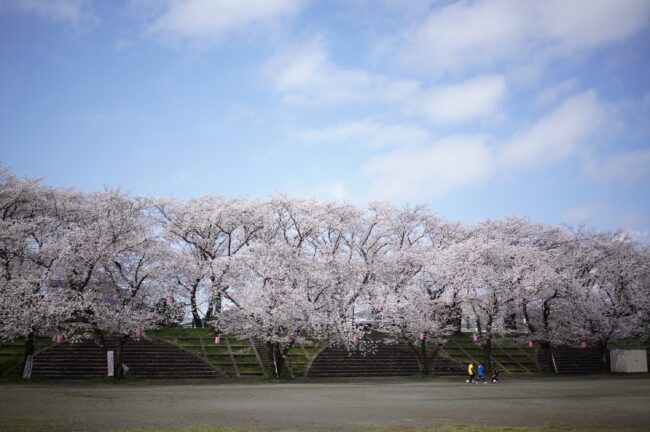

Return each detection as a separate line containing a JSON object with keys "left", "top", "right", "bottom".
{"left": 31, "top": 338, "right": 221, "bottom": 379}
{"left": 307, "top": 342, "right": 420, "bottom": 377}
{"left": 549, "top": 346, "right": 606, "bottom": 374}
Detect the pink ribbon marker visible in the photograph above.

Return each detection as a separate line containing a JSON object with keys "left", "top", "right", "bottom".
{"left": 580, "top": 341, "right": 588, "bottom": 349}
{"left": 528, "top": 341, "right": 534, "bottom": 348}
{"left": 54, "top": 335, "right": 62, "bottom": 344}
{"left": 419, "top": 332, "right": 425, "bottom": 341}
{"left": 135, "top": 328, "right": 142, "bottom": 338}
{"left": 215, "top": 336, "right": 220, "bottom": 345}
{"left": 472, "top": 334, "right": 479, "bottom": 343}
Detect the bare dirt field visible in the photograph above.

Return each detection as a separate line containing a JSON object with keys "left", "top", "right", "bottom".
{"left": 1, "top": 376, "right": 649, "bottom": 432}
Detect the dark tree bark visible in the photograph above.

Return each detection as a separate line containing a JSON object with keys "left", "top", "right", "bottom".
{"left": 266, "top": 339, "right": 294, "bottom": 378}
{"left": 114, "top": 336, "right": 127, "bottom": 379}
{"left": 190, "top": 293, "right": 203, "bottom": 328}
{"left": 411, "top": 338, "right": 430, "bottom": 375}
{"left": 537, "top": 341, "right": 554, "bottom": 372}
{"left": 597, "top": 340, "right": 610, "bottom": 371}
{"left": 21, "top": 331, "right": 35, "bottom": 378}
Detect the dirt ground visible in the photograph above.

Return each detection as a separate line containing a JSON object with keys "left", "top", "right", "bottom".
{"left": 1, "top": 376, "right": 649, "bottom": 431}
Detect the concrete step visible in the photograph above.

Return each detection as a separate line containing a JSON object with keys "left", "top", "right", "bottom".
{"left": 31, "top": 338, "right": 220, "bottom": 380}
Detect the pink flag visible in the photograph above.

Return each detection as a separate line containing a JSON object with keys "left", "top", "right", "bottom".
{"left": 472, "top": 334, "right": 479, "bottom": 343}
{"left": 135, "top": 328, "right": 142, "bottom": 338}
{"left": 54, "top": 335, "right": 62, "bottom": 344}
{"left": 419, "top": 332, "right": 425, "bottom": 341}
{"left": 215, "top": 336, "right": 220, "bottom": 345}
{"left": 528, "top": 341, "right": 534, "bottom": 348}
{"left": 580, "top": 341, "right": 588, "bottom": 349}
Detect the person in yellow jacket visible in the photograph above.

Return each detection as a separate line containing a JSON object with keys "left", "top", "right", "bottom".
{"left": 467, "top": 362, "right": 475, "bottom": 384}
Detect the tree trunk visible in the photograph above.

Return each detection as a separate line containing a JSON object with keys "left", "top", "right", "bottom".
{"left": 482, "top": 333, "right": 493, "bottom": 373}
{"left": 21, "top": 331, "right": 35, "bottom": 378}
{"left": 410, "top": 338, "right": 430, "bottom": 375}
{"left": 204, "top": 293, "right": 222, "bottom": 324}
{"left": 537, "top": 341, "right": 553, "bottom": 372}
{"left": 450, "top": 304, "right": 463, "bottom": 335}
{"left": 190, "top": 292, "right": 203, "bottom": 328}
{"left": 597, "top": 340, "right": 610, "bottom": 372}
{"left": 92, "top": 328, "right": 111, "bottom": 379}
{"left": 267, "top": 341, "right": 285, "bottom": 378}
{"left": 114, "top": 337, "right": 127, "bottom": 380}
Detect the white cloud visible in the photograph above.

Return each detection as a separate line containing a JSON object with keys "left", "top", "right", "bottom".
{"left": 266, "top": 41, "right": 507, "bottom": 124}
{"left": 390, "top": 0, "right": 650, "bottom": 74}
{"left": 0, "top": 0, "right": 95, "bottom": 25}
{"left": 352, "top": 90, "right": 621, "bottom": 202}
{"left": 265, "top": 39, "right": 418, "bottom": 105}
{"left": 408, "top": 75, "right": 506, "bottom": 124}
{"left": 537, "top": 0, "right": 650, "bottom": 52}
{"left": 501, "top": 91, "right": 607, "bottom": 169}
{"left": 362, "top": 134, "right": 495, "bottom": 201}
{"left": 586, "top": 149, "right": 650, "bottom": 183}
{"left": 534, "top": 78, "right": 579, "bottom": 107}
{"left": 295, "top": 120, "right": 432, "bottom": 149}
{"left": 148, "top": 0, "right": 301, "bottom": 46}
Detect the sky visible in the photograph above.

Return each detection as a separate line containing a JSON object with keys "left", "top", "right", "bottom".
{"left": 1, "top": 0, "right": 649, "bottom": 238}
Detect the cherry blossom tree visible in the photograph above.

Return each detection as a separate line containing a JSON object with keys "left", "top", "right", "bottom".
{"left": 563, "top": 230, "right": 650, "bottom": 369}
{"left": 436, "top": 223, "right": 530, "bottom": 372}
{"left": 0, "top": 168, "right": 68, "bottom": 371}
{"left": 370, "top": 205, "right": 462, "bottom": 374}
{"left": 217, "top": 197, "right": 336, "bottom": 377}
{"left": 45, "top": 191, "right": 167, "bottom": 378}
{"left": 2, "top": 164, "right": 649, "bottom": 380}
{"left": 154, "top": 196, "right": 266, "bottom": 327}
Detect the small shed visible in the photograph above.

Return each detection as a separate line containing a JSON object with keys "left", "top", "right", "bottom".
{"left": 610, "top": 349, "right": 648, "bottom": 373}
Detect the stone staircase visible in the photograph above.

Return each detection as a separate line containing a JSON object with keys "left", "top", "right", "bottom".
{"left": 150, "top": 330, "right": 324, "bottom": 378}
{"left": 31, "top": 337, "right": 221, "bottom": 380}
{"left": 307, "top": 342, "right": 420, "bottom": 377}
{"left": 549, "top": 346, "right": 606, "bottom": 374}
{"left": 439, "top": 336, "right": 539, "bottom": 374}
{"left": 431, "top": 355, "right": 465, "bottom": 376}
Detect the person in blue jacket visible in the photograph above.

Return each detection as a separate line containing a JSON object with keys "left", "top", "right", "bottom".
{"left": 477, "top": 362, "right": 485, "bottom": 384}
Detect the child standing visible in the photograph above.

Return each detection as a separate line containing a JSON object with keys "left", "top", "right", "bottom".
{"left": 467, "top": 362, "right": 475, "bottom": 383}
{"left": 477, "top": 363, "right": 485, "bottom": 384}
{"left": 491, "top": 365, "right": 499, "bottom": 383}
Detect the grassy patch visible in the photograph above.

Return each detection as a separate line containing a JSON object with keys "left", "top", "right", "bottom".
{"left": 110, "top": 427, "right": 249, "bottom": 432}
{"left": 363, "top": 427, "right": 649, "bottom": 432}
{"left": 0, "top": 416, "right": 78, "bottom": 432}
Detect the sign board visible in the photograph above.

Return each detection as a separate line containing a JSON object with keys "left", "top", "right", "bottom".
{"left": 107, "top": 351, "right": 114, "bottom": 377}
{"left": 22, "top": 355, "right": 33, "bottom": 379}
{"left": 610, "top": 349, "right": 648, "bottom": 373}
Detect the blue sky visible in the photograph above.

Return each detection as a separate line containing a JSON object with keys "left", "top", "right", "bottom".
{"left": 1, "top": 0, "right": 649, "bottom": 238}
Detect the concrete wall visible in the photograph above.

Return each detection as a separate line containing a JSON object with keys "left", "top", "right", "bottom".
{"left": 610, "top": 349, "right": 648, "bottom": 373}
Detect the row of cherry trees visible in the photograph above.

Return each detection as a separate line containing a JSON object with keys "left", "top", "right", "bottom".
{"left": 1, "top": 168, "right": 649, "bottom": 377}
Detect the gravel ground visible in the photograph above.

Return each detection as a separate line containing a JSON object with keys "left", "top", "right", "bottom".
{"left": 1, "top": 376, "right": 649, "bottom": 431}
